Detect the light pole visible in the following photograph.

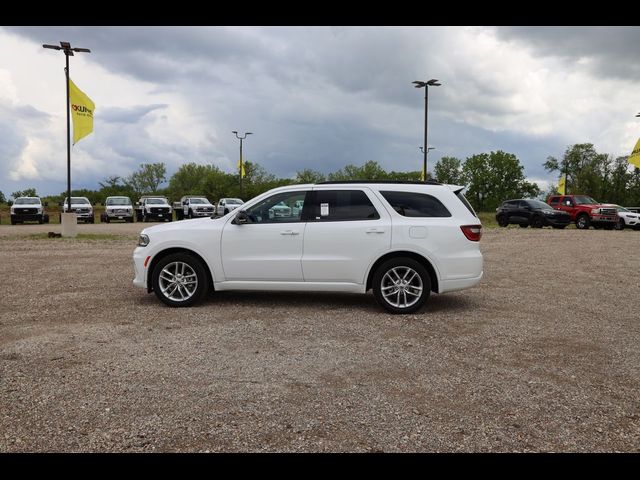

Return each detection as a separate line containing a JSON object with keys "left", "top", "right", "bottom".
{"left": 419, "top": 146, "right": 435, "bottom": 181}
{"left": 232, "top": 131, "right": 252, "bottom": 197}
{"left": 413, "top": 79, "right": 441, "bottom": 182}
{"left": 43, "top": 41, "right": 91, "bottom": 215}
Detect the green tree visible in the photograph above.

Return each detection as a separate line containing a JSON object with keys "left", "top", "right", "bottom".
{"left": 98, "top": 176, "right": 136, "bottom": 201}
{"left": 295, "top": 169, "right": 326, "bottom": 184}
{"left": 328, "top": 160, "right": 389, "bottom": 181}
{"left": 126, "top": 162, "right": 167, "bottom": 195}
{"left": 433, "top": 157, "right": 463, "bottom": 184}
{"left": 462, "top": 151, "right": 538, "bottom": 211}
{"left": 168, "top": 163, "right": 216, "bottom": 199}
{"left": 0, "top": 190, "right": 5, "bottom": 204}
{"left": 544, "top": 144, "right": 608, "bottom": 197}
{"left": 11, "top": 188, "right": 37, "bottom": 199}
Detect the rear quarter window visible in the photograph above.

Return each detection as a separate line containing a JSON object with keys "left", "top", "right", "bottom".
{"left": 380, "top": 191, "right": 451, "bottom": 217}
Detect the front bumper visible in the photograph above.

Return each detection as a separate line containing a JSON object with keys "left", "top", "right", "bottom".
{"left": 191, "top": 209, "right": 214, "bottom": 217}
{"left": 144, "top": 212, "right": 172, "bottom": 221}
{"left": 107, "top": 210, "right": 134, "bottom": 220}
{"left": 544, "top": 215, "right": 571, "bottom": 226}
{"left": 133, "top": 247, "right": 150, "bottom": 289}
{"left": 591, "top": 214, "right": 618, "bottom": 225}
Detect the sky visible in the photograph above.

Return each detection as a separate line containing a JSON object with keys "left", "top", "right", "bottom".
{"left": 1, "top": 26, "right": 639, "bottom": 198}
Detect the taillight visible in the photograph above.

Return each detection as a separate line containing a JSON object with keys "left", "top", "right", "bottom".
{"left": 460, "top": 225, "right": 482, "bottom": 241}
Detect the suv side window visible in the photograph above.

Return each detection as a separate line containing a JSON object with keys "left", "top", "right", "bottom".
{"left": 311, "top": 190, "right": 379, "bottom": 221}
{"left": 549, "top": 196, "right": 560, "bottom": 205}
{"left": 243, "top": 191, "right": 310, "bottom": 224}
{"left": 380, "top": 191, "right": 451, "bottom": 217}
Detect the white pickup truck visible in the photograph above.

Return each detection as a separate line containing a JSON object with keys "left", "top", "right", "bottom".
{"left": 174, "top": 196, "right": 215, "bottom": 220}
{"left": 10, "top": 197, "right": 49, "bottom": 224}
{"left": 61, "top": 197, "right": 94, "bottom": 223}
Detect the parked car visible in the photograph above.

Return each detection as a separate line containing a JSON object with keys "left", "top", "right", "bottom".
{"left": 136, "top": 196, "right": 172, "bottom": 223}
{"left": 10, "top": 197, "right": 49, "bottom": 225}
{"left": 174, "top": 196, "right": 215, "bottom": 220}
{"left": 133, "top": 181, "right": 483, "bottom": 314}
{"left": 101, "top": 196, "right": 134, "bottom": 223}
{"left": 216, "top": 198, "right": 244, "bottom": 216}
{"left": 60, "top": 197, "right": 94, "bottom": 223}
{"left": 496, "top": 199, "right": 571, "bottom": 229}
{"left": 546, "top": 194, "right": 618, "bottom": 230}
{"left": 612, "top": 205, "right": 640, "bottom": 230}
{"left": 268, "top": 201, "right": 292, "bottom": 219}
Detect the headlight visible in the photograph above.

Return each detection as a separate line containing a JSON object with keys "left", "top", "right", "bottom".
{"left": 591, "top": 208, "right": 600, "bottom": 214}
{"left": 138, "top": 234, "right": 150, "bottom": 247}
{"left": 10, "top": 208, "right": 15, "bottom": 214}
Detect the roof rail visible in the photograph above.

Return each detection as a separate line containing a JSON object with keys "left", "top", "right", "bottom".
{"left": 317, "top": 180, "right": 442, "bottom": 185}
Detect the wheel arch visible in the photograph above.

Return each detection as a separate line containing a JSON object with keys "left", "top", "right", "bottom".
{"left": 147, "top": 247, "right": 214, "bottom": 293}
{"left": 366, "top": 251, "right": 439, "bottom": 294}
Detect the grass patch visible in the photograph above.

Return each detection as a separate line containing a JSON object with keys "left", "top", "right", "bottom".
{"left": 477, "top": 211, "right": 498, "bottom": 229}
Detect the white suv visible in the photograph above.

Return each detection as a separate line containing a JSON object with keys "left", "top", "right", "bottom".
{"left": 133, "top": 181, "right": 483, "bottom": 313}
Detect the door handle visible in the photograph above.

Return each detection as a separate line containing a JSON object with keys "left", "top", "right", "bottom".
{"left": 280, "top": 230, "right": 299, "bottom": 236}
{"left": 365, "top": 228, "right": 385, "bottom": 234}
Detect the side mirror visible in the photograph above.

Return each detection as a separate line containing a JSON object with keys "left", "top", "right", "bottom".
{"left": 235, "top": 210, "right": 249, "bottom": 224}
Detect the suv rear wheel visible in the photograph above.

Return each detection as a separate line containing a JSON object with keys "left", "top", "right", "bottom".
{"left": 152, "top": 253, "right": 209, "bottom": 307}
{"left": 372, "top": 257, "right": 430, "bottom": 314}
{"left": 532, "top": 216, "right": 544, "bottom": 228}
{"left": 497, "top": 215, "right": 508, "bottom": 227}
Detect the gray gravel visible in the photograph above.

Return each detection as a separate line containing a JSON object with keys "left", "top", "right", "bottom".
{"left": 1, "top": 223, "right": 639, "bottom": 452}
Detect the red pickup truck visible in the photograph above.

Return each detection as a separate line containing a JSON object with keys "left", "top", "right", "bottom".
{"left": 547, "top": 195, "right": 618, "bottom": 229}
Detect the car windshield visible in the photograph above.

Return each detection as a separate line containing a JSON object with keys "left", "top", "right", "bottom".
{"left": 615, "top": 205, "right": 628, "bottom": 212}
{"left": 574, "top": 195, "right": 597, "bottom": 205}
{"left": 14, "top": 198, "right": 40, "bottom": 205}
{"left": 190, "top": 198, "right": 207, "bottom": 204}
{"left": 526, "top": 200, "right": 553, "bottom": 210}
{"left": 146, "top": 198, "right": 166, "bottom": 204}
{"left": 67, "top": 197, "right": 90, "bottom": 204}
{"left": 226, "top": 199, "right": 243, "bottom": 205}
{"left": 106, "top": 197, "right": 131, "bottom": 206}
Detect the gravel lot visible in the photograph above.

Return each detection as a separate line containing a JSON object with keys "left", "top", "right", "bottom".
{"left": 1, "top": 222, "right": 639, "bottom": 452}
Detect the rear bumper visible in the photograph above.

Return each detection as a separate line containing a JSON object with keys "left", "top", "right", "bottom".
{"left": 440, "top": 271, "right": 483, "bottom": 293}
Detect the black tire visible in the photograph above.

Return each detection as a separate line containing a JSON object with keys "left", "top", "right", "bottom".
{"left": 44, "top": 214, "right": 49, "bottom": 224}
{"left": 224, "top": 208, "right": 229, "bottom": 215}
{"left": 615, "top": 218, "right": 625, "bottom": 230}
{"left": 372, "top": 257, "right": 431, "bottom": 314}
{"left": 519, "top": 224, "right": 528, "bottom": 228}
{"left": 188, "top": 209, "right": 193, "bottom": 219}
{"left": 531, "top": 216, "right": 544, "bottom": 228}
{"left": 497, "top": 215, "right": 508, "bottom": 227}
{"left": 38, "top": 218, "right": 43, "bottom": 224}
{"left": 576, "top": 214, "right": 590, "bottom": 229}
{"left": 152, "top": 252, "right": 209, "bottom": 307}
{"left": 10, "top": 217, "right": 16, "bottom": 225}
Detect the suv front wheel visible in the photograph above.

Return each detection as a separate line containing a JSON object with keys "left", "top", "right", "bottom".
{"left": 372, "top": 257, "right": 431, "bottom": 314}
{"left": 152, "top": 253, "right": 209, "bottom": 307}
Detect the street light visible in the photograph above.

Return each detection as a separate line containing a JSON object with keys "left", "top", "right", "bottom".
{"left": 413, "top": 79, "right": 441, "bottom": 182}
{"left": 42, "top": 41, "right": 91, "bottom": 215}
{"left": 232, "top": 131, "right": 252, "bottom": 197}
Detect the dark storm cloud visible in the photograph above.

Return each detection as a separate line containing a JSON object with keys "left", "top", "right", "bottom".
{"left": 493, "top": 26, "right": 640, "bottom": 78}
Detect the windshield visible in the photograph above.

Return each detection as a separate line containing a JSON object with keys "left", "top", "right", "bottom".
{"left": 615, "top": 205, "right": 628, "bottom": 212}
{"left": 189, "top": 198, "right": 207, "bottom": 204}
{"left": 66, "top": 197, "right": 90, "bottom": 204}
{"left": 106, "top": 197, "right": 131, "bottom": 206}
{"left": 574, "top": 195, "right": 597, "bottom": 205}
{"left": 146, "top": 198, "right": 166, "bottom": 205}
{"left": 526, "top": 200, "right": 553, "bottom": 210}
{"left": 14, "top": 198, "right": 40, "bottom": 205}
{"left": 226, "top": 199, "right": 243, "bottom": 205}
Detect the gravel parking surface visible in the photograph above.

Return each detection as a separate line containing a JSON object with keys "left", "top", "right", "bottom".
{"left": 1, "top": 223, "right": 639, "bottom": 452}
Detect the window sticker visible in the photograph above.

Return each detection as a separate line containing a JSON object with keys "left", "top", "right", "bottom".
{"left": 320, "top": 203, "right": 329, "bottom": 216}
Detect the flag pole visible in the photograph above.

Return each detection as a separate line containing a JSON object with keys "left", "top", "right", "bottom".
{"left": 65, "top": 53, "right": 71, "bottom": 213}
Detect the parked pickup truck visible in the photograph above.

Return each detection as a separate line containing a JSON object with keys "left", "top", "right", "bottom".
{"left": 101, "top": 196, "right": 134, "bottom": 223}
{"left": 61, "top": 197, "right": 94, "bottom": 223}
{"left": 10, "top": 197, "right": 49, "bottom": 224}
{"left": 546, "top": 194, "right": 618, "bottom": 230}
{"left": 173, "top": 196, "right": 215, "bottom": 220}
{"left": 135, "top": 196, "right": 173, "bottom": 223}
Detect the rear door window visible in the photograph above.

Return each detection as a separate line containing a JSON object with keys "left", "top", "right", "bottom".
{"left": 311, "top": 190, "right": 380, "bottom": 221}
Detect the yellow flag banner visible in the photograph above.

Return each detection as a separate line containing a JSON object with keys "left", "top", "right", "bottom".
{"left": 237, "top": 157, "right": 246, "bottom": 178}
{"left": 558, "top": 174, "right": 566, "bottom": 195}
{"left": 69, "top": 78, "right": 94, "bottom": 145}
{"left": 630, "top": 137, "right": 640, "bottom": 168}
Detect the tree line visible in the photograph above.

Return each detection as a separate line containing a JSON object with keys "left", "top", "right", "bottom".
{"left": 2, "top": 143, "right": 639, "bottom": 211}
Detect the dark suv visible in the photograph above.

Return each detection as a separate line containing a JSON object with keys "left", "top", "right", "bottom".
{"left": 496, "top": 199, "right": 571, "bottom": 229}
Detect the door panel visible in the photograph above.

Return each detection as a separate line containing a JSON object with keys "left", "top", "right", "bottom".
{"left": 302, "top": 188, "right": 391, "bottom": 284}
